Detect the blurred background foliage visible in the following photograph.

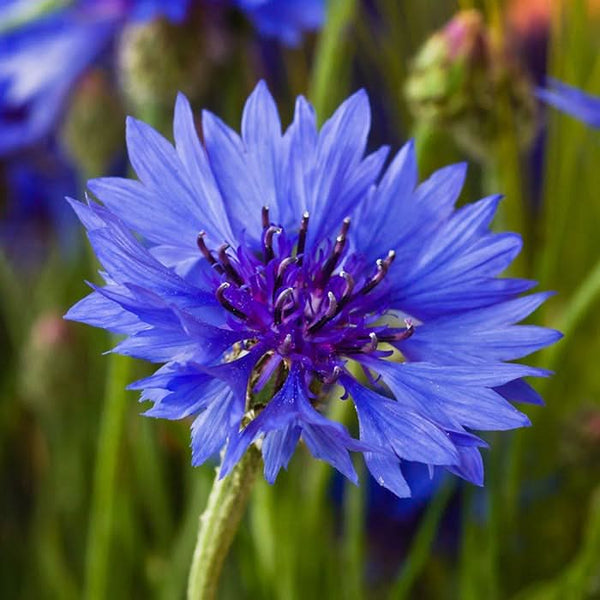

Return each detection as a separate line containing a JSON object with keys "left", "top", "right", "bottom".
{"left": 1, "top": 0, "right": 599, "bottom": 598}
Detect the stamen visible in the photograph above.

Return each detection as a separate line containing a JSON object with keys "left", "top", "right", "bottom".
{"left": 264, "top": 225, "right": 281, "bottom": 263}
{"left": 276, "top": 256, "right": 297, "bottom": 283}
{"left": 379, "top": 320, "right": 415, "bottom": 344}
{"left": 339, "top": 216, "right": 351, "bottom": 238}
{"left": 336, "top": 270, "right": 355, "bottom": 312}
{"left": 297, "top": 211, "right": 310, "bottom": 265}
{"left": 308, "top": 291, "right": 338, "bottom": 332}
{"left": 361, "top": 332, "right": 379, "bottom": 353}
{"left": 262, "top": 206, "right": 270, "bottom": 229}
{"left": 278, "top": 333, "right": 294, "bottom": 355}
{"left": 274, "top": 288, "right": 295, "bottom": 325}
{"left": 361, "top": 250, "right": 396, "bottom": 295}
{"left": 215, "top": 282, "right": 247, "bottom": 319}
{"left": 320, "top": 218, "right": 351, "bottom": 282}
{"left": 323, "top": 365, "right": 342, "bottom": 385}
{"left": 217, "top": 243, "right": 245, "bottom": 286}
{"left": 196, "top": 231, "right": 224, "bottom": 274}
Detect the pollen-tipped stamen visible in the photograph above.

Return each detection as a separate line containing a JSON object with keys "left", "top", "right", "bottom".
{"left": 264, "top": 225, "right": 281, "bottom": 263}
{"left": 379, "top": 321, "right": 415, "bottom": 343}
{"left": 216, "top": 282, "right": 247, "bottom": 319}
{"left": 197, "top": 231, "right": 224, "bottom": 274}
{"left": 275, "top": 256, "right": 297, "bottom": 291}
{"left": 297, "top": 211, "right": 310, "bottom": 265}
{"left": 319, "top": 218, "right": 351, "bottom": 283}
{"left": 336, "top": 270, "right": 355, "bottom": 312}
{"left": 360, "top": 250, "right": 396, "bottom": 295}
{"left": 278, "top": 333, "right": 294, "bottom": 355}
{"left": 274, "top": 288, "right": 295, "bottom": 325}
{"left": 361, "top": 332, "right": 379, "bottom": 353}
{"left": 261, "top": 206, "right": 270, "bottom": 229}
{"left": 307, "top": 291, "right": 338, "bottom": 333}
{"left": 323, "top": 365, "right": 343, "bottom": 385}
{"left": 218, "top": 243, "right": 245, "bottom": 286}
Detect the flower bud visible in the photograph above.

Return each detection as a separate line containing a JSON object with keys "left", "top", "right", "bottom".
{"left": 118, "top": 15, "right": 207, "bottom": 129}
{"left": 405, "top": 10, "right": 538, "bottom": 162}
{"left": 61, "top": 69, "right": 125, "bottom": 178}
{"left": 20, "top": 312, "right": 77, "bottom": 409}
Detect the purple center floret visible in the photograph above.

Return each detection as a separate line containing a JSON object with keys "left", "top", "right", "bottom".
{"left": 197, "top": 207, "right": 414, "bottom": 384}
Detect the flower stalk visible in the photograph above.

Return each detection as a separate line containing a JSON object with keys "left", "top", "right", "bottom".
{"left": 84, "top": 352, "right": 132, "bottom": 600}
{"left": 187, "top": 445, "right": 262, "bottom": 600}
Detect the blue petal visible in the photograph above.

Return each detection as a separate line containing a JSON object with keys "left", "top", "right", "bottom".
{"left": 173, "top": 92, "right": 234, "bottom": 240}
{"left": 370, "top": 360, "right": 536, "bottom": 432}
{"left": 202, "top": 108, "right": 265, "bottom": 242}
{"left": 191, "top": 387, "right": 240, "bottom": 466}
{"left": 310, "top": 90, "right": 372, "bottom": 242}
{"left": 262, "top": 426, "right": 302, "bottom": 483}
{"left": 399, "top": 294, "right": 562, "bottom": 365}
{"left": 446, "top": 446, "right": 484, "bottom": 486}
{"left": 0, "top": 13, "right": 116, "bottom": 154}
{"left": 135, "top": 365, "right": 226, "bottom": 420}
{"left": 235, "top": 0, "right": 325, "bottom": 46}
{"left": 64, "top": 289, "right": 143, "bottom": 334}
{"left": 495, "top": 379, "right": 545, "bottom": 406}
{"left": 537, "top": 79, "right": 600, "bottom": 128}
{"left": 69, "top": 200, "right": 215, "bottom": 310}
{"left": 346, "top": 378, "right": 459, "bottom": 466}
{"left": 222, "top": 365, "right": 360, "bottom": 483}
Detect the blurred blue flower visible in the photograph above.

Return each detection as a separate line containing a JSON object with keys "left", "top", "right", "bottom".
{"left": 234, "top": 0, "right": 324, "bottom": 45}
{"left": 537, "top": 78, "right": 600, "bottom": 128}
{"left": 66, "top": 82, "right": 560, "bottom": 497}
{"left": 1, "top": 149, "right": 80, "bottom": 263}
{"left": 0, "top": 0, "right": 191, "bottom": 155}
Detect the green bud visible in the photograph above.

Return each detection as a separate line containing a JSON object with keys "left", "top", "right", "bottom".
{"left": 61, "top": 69, "right": 125, "bottom": 178}
{"left": 405, "top": 10, "right": 538, "bottom": 162}
{"left": 118, "top": 16, "right": 207, "bottom": 130}
{"left": 20, "top": 312, "right": 76, "bottom": 411}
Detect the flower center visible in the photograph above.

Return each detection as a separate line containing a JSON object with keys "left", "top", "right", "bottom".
{"left": 198, "top": 207, "right": 414, "bottom": 382}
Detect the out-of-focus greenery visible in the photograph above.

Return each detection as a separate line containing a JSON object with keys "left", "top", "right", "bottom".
{"left": 1, "top": 0, "right": 599, "bottom": 598}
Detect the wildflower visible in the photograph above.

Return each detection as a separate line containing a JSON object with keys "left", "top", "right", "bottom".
{"left": 537, "top": 79, "right": 600, "bottom": 128}
{"left": 66, "top": 82, "right": 560, "bottom": 497}
{"left": 1, "top": 153, "right": 79, "bottom": 263}
{"left": 234, "top": 0, "right": 325, "bottom": 46}
{"left": 0, "top": 0, "right": 191, "bottom": 155}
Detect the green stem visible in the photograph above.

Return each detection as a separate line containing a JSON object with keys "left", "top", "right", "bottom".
{"left": 84, "top": 352, "right": 133, "bottom": 600}
{"left": 542, "top": 255, "right": 600, "bottom": 374}
{"left": 187, "top": 446, "right": 262, "bottom": 600}
{"left": 389, "top": 480, "right": 455, "bottom": 600}
{"left": 159, "top": 473, "right": 211, "bottom": 600}
{"left": 309, "top": 0, "right": 358, "bottom": 122}
{"left": 342, "top": 461, "right": 365, "bottom": 600}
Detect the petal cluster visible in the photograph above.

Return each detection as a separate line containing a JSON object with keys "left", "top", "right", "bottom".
{"left": 0, "top": 0, "right": 190, "bottom": 154}
{"left": 67, "top": 81, "right": 561, "bottom": 497}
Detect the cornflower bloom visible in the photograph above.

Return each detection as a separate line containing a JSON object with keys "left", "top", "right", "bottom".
{"left": 0, "top": 0, "right": 325, "bottom": 155}
{"left": 67, "top": 82, "right": 560, "bottom": 497}
{"left": 234, "top": 0, "right": 325, "bottom": 45}
{"left": 0, "top": 0, "right": 191, "bottom": 154}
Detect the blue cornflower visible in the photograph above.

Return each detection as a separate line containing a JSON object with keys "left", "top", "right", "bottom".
{"left": 1, "top": 150, "right": 80, "bottom": 263}
{"left": 0, "top": 0, "right": 191, "bottom": 154}
{"left": 66, "top": 82, "right": 560, "bottom": 497}
{"left": 537, "top": 78, "right": 600, "bottom": 128}
{"left": 234, "top": 0, "right": 325, "bottom": 45}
